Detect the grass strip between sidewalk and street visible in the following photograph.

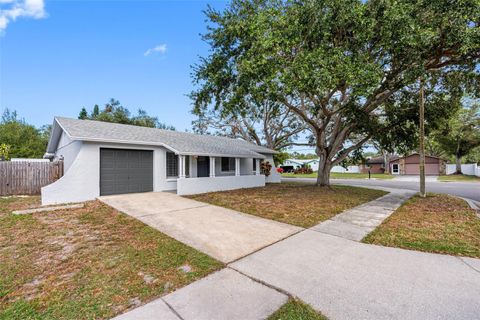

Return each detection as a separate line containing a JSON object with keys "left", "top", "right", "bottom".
{"left": 0, "top": 196, "right": 222, "bottom": 320}
{"left": 188, "top": 183, "right": 387, "bottom": 228}
{"left": 268, "top": 298, "right": 328, "bottom": 320}
{"left": 363, "top": 194, "right": 480, "bottom": 258}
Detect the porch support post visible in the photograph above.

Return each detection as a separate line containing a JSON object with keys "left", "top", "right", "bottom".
{"left": 210, "top": 156, "right": 216, "bottom": 177}
{"left": 255, "top": 159, "right": 260, "bottom": 175}
{"left": 235, "top": 158, "right": 240, "bottom": 176}
{"left": 179, "top": 155, "right": 186, "bottom": 178}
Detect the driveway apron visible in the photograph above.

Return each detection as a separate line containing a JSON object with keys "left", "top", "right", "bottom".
{"left": 99, "top": 192, "right": 302, "bottom": 263}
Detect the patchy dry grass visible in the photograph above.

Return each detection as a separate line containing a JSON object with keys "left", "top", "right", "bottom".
{"left": 282, "top": 172, "right": 394, "bottom": 180}
{"left": 188, "top": 184, "right": 386, "bottom": 228}
{"left": 0, "top": 196, "right": 40, "bottom": 218}
{"left": 0, "top": 198, "right": 222, "bottom": 320}
{"left": 438, "top": 174, "right": 480, "bottom": 182}
{"left": 268, "top": 299, "right": 328, "bottom": 320}
{"left": 363, "top": 194, "right": 480, "bottom": 258}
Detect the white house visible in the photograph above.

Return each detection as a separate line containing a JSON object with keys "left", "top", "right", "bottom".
{"left": 41, "top": 117, "right": 280, "bottom": 205}
{"left": 282, "top": 159, "right": 319, "bottom": 171}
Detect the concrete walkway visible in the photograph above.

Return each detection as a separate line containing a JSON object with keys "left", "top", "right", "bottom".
{"left": 111, "top": 189, "right": 480, "bottom": 320}
{"left": 99, "top": 192, "right": 301, "bottom": 263}
{"left": 313, "top": 188, "right": 416, "bottom": 241}
{"left": 231, "top": 230, "right": 480, "bottom": 320}
{"left": 114, "top": 268, "right": 288, "bottom": 320}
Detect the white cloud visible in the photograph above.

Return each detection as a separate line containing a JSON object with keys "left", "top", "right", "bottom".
{"left": 0, "top": 0, "right": 46, "bottom": 33}
{"left": 144, "top": 44, "right": 167, "bottom": 57}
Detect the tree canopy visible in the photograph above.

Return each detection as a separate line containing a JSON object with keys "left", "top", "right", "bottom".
{"left": 433, "top": 99, "right": 480, "bottom": 172}
{"left": 192, "top": 0, "right": 480, "bottom": 185}
{"left": 0, "top": 109, "right": 50, "bottom": 159}
{"left": 79, "top": 98, "right": 175, "bottom": 130}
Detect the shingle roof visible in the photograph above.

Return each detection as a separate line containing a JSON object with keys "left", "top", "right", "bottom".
{"left": 366, "top": 156, "right": 385, "bottom": 164}
{"left": 53, "top": 117, "right": 275, "bottom": 158}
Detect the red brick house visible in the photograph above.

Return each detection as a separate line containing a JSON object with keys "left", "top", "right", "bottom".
{"left": 389, "top": 154, "right": 446, "bottom": 175}
{"left": 360, "top": 156, "right": 386, "bottom": 174}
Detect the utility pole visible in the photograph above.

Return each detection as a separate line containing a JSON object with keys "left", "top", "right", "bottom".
{"left": 419, "top": 78, "right": 426, "bottom": 197}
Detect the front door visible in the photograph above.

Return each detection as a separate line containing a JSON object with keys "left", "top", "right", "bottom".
{"left": 197, "top": 156, "right": 210, "bottom": 177}
{"left": 392, "top": 163, "right": 399, "bottom": 175}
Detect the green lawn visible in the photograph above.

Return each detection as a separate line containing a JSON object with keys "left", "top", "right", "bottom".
{"left": 282, "top": 172, "right": 395, "bottom": 180}
{"left": 438, "top": 174, "right": 480, "bottom": 182}
{"left": 268, "top": 299, "right": 328, "bottom": 320}
{"left": 363, "top": 194, "right": 480, "bottom": 258}
{"left": 0, "top": 197, "right": 222, "bottom": 320}
{"left": 188, "top": 183, "right": 386, "bottom": 228}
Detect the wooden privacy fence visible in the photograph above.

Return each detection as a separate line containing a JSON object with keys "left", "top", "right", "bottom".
{"left": 0, "top": 161, "right": 64, "bottom": 196}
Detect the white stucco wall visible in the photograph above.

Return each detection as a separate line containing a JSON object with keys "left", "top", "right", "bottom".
{"left": 177, "top": 175, "right": 265, "bottom": 195}
{"left": 42, "top": 142, "right": 175, "bottom": 205}
{"left": 42, "top": 142, "right": 278, "bottom": 205}
{"left": 54, "top": 132, "right": 82, "bottom": 172}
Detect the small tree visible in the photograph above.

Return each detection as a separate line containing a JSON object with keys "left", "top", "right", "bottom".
{"left": 0, "top": 143, "right": 11, "bottom": 161}
{"left": 435, "top": 101, "right": 480, "bottom": 174}
{"left": 78, "top": 107, "right": 88, "bottom": 120}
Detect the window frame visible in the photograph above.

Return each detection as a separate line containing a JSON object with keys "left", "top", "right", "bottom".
{"left": 221, "top": 157, "right": 236, "bottom": 172}
{"left": 166, "top": 152, "right": 178, "bottom": 178}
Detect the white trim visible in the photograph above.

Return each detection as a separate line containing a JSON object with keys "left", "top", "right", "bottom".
{"left": 235, "top": 158, "right": 240, "bottom": 176}
{"left": 179, "top": 155, "right": 186, "bottom": 178}
{"left": 391, "top": 163, "right": 400, "bottom": 175}
{"left": 210, "top": 157, "right": 216, "bottom": 177}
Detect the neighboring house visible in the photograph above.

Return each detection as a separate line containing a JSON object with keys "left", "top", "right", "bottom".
{"left": 282, "top": 159, "right": 319, "bottom": 171}
{"left": 389, "top": 153, "right": 446, "bottom": 175}
{"left": 41, "top": 117, "right": 280, "bottom": 205}
{"left": 360, "top": 156, "right": 386, "bottom": 174}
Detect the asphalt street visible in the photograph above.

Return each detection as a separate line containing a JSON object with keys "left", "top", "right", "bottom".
{"left": 282, "top": 177, "right": 480, "bottom": 202}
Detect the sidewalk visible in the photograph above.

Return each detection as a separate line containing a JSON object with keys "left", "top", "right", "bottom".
{"left": 312, "top": 188, "right": 416, "bottom": 241}
{"left": 112, "top": 189, "right": 480, "bottom": 320}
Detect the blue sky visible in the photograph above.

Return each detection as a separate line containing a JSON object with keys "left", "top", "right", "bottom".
{"left": 0, "top": 0, "right": 227, "bottom": 131}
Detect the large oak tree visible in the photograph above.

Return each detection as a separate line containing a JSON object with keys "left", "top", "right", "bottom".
{"left": 192, "top": 0, "right": 480, "bottom": 186}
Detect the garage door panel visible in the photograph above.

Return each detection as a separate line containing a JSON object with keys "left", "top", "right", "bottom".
{"left": 405, "top": 163, "right": 439, "bottom": 175}
{"left": 100, "top": 148, "right": 153, "bottom": 196}
{"left": 425, "top": 163, "right": 439, "bottom": 175}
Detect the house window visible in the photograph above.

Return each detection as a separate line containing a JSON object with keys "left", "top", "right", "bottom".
{"left": 252, "top": 158, "right": 256, "bottom": 171}
{"left": 221, "top": 157, "right": 235, "bottom": 171}
{"left": 166, "top": 152, "right": 178, "bottom": 177}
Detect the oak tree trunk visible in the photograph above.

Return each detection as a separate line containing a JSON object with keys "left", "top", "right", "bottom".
{"left": 316, "top": 152, "right": 331, "bottom": 187}
{"left": 455, "top": 154, "right": 462, "bottom": 174}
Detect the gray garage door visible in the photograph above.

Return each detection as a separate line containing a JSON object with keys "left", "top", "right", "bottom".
{"left": 100, "top": 148, "right": 153, "bottom": 196}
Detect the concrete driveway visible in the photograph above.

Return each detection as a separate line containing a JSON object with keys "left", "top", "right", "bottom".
{"left": 99, "top": 192, "right": 301, "bottom": 263}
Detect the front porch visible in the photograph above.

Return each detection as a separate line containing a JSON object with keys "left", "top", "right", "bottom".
{"left": 171, "top": 155, "right": 265, "bottom": 195}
